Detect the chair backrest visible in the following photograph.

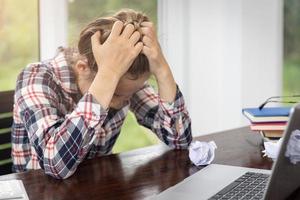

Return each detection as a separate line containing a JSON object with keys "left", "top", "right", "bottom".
{"left": 0, "top": 90, "right": 14, "bottom": 175}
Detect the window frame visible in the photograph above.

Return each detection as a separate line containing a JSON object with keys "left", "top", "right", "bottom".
{"left": 39, "top": 0, "right": 67, "bottom": 60}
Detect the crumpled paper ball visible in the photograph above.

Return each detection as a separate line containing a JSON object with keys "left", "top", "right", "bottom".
{"left": 189, "top": 141, "right": 217, "bottom": 166}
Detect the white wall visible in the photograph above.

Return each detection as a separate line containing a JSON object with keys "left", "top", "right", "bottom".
{"left": 158, "top": 0, "right": 283, "bottom": 136}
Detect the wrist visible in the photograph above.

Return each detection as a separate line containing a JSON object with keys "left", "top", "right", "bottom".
{"left": 98, "top": 67, "right": 121, "bottom": 82}
{"left": 88, "top": 68, "right": 120, "bottom": 109}
{"left": 154, "top": 65, "right": 172, "bottom": 83}
{"left": 155, "top": 66, "right": 177, "bottom": 103}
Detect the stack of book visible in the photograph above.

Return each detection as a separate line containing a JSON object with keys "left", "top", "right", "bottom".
{"left": 242, "top": 107, "right": 291, "bottom": 141}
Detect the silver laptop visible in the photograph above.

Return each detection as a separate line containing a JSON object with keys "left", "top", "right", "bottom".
{"left": 152, "top": 104, "right": 300, "bottom": 200}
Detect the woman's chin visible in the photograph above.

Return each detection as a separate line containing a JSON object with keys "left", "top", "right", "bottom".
{"left": 109, "top": 100, "right": 129, "bottom": 110}
{"left": 109, "top": 103, "right": 123, "bottom": 110}
{"left": 110, "top": 106, "right": 122, "bottom": 110}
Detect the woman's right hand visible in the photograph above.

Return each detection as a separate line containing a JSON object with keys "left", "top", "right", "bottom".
{"left": 91, "top": 21, "right": 143, "bottom": 80}
{"left": 88, "top": 21, "right": 142, "bottom": 109}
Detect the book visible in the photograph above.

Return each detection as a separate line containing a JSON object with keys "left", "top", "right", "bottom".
{"left": 262, "top": 136, "right": 280, "bottom": 143}
{"left": 0, "top": 180, "right": 29, "bottom": 200}
{"left": 250, "top": 122, "right": 287, "bottom": 131}
{"left": 261, "top": 130, "right": 284, "bottom": 138}
{"left": 242, "top": 107, "right": 291, "bottom": 123}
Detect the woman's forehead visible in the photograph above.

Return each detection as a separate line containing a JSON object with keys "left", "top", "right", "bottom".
{"left": 115, "top": 74, "right": 149, "bottom": 95}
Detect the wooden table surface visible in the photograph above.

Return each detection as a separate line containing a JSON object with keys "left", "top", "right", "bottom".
{"left": 0, "top": 127, "right": 273, "bottom": 200}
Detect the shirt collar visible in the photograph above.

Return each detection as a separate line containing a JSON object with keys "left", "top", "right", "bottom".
{"left": 49, "top": 48, "right": 79, "bottom": 94}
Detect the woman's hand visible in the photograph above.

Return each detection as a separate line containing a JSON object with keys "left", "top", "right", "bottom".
{"left": 140, "top": 22, "right": 169, "bottom": 77}
{"left": 88, "top": 21, "right": 143, "bottom": 109}
{"left": 141, "top": 22, "right": 177, "bottom": 103}
{"left": 91, "top": 21, "right": 143, "bottom": 80}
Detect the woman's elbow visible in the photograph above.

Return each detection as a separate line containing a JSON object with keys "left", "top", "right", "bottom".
{"left": 43, "top": 159, "right": 77, "bottom": 179}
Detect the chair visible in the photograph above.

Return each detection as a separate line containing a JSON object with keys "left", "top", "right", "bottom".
{"left": 0, "top": 90, "right": 14, "bottom": 175}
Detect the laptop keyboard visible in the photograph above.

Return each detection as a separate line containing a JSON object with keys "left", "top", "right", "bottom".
{"left": 208, "top": 172, "right": 270, "bottom": 200}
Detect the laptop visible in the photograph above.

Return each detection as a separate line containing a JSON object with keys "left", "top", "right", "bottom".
{"left": 152, "top": 104, "right": 300, "bottom": 200}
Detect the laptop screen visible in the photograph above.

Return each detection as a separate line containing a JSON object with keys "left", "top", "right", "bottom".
{"left": 264, "top": 105, "right": 300, "bottom": 199}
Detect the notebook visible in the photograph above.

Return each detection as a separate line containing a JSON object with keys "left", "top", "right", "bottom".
{"left": 250, "top": 122, "right": 286, "bottom": 131}
{"left": 0, "top": 180, "right": 29, "bottom": 200}
{"left": 242, "top": 107, "right": 291, "bottom": 123}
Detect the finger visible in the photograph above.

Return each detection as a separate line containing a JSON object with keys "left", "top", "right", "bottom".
{"left": 133, "top": 42, "right": 143, "bottom": 56}
{"left": 129, "top": 31, "right": 141, "bottom": 45}
{"left": 141, "top": 21, "right": 154, "bottom": 28}
{"left": 122, "top": 24, "right": 135, "bottom": 38}
{"left": 140, "top": 27, "right": 154, "bottom": 39}
{"left": 142, "top": 45, "right": 151, "bottom": 56}
{"left": 140, "top": 27, "right": 150, "bottom": 35}
{"left": 142, "top": 36, "right": 152, "bottom": 47}
{"left": 141, "top": 22, "right": 155, "bottom": 37}
{"left": 91, "top": 31, "right": 102, "bottom": 51}
{"left": 110, "top": 21, "right": 124, "bottom": 38}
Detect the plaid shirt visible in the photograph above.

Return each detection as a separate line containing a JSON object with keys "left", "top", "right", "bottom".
{"left": 12, "top": 50, "right": 192, "bottom": 179}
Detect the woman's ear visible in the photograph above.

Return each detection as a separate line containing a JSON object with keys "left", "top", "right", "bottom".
{"left": 74, "top": 60, "right": 92, "bottom": 77}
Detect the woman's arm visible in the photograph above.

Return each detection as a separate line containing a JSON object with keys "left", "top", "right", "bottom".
{"left": 140, "top": 21, "right": 177, "bottom": 103}
{"left": 130, "top": 22, "right": 192, "bottom": 148}
{"left": 130, "top": 84, "right": 192, "bottom": 149}
{"left": 15, "top": 65, "right": 108, "bottom": 179}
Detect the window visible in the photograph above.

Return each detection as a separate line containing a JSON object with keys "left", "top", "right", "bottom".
{"left": 0, "top": 0, "right": 39, "bottom": 91}
{"left": 283, "top": 0, "right": 300, "bottom": 95}
{"left": 68, "top": 0, "right": 157, "bottom": 45}
{"left": 68, "top": 0, "right": 159, "bottom": 153}
{"left": 0, "top": 0, "right": 159, "bottom": 153}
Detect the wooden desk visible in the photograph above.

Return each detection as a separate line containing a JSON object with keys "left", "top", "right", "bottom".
{"left": 0, "top": 127, "right": 272, "bottom": 200}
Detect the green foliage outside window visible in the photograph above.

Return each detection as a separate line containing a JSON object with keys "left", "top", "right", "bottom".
{"left": 0, "top": 0, "right": 39, "bottom": 91}
{"left": 283, "top": 0, "right": 300, "bottom": 95}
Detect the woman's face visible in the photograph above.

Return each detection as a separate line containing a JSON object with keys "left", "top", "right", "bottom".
{"left": 74, "top": 60, "right": 150, "bottom": 109}
{"left": 109, "top": 72, "right": 150, "bottom": 109}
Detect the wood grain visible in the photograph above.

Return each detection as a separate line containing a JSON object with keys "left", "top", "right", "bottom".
{"left": 0, "top": 127, "right": 272, "bottom": 200}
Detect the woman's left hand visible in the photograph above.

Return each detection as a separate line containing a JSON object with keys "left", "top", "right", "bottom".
{"left": 140, "top": 22, "right": 177, "bottom": 103}
{"left": 140, "top": 22, "right": 169, "bottom": 76}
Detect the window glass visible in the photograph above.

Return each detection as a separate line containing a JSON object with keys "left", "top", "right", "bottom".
{"left": 283, "top": 0, "right": 300, "bottom": 95}
{"left": 68, "top": 0, "right": 157, "bottom": 45}
{"left": 68, "top": 0, "right": 159, "bottom": 153}
{"left": 0, "top": 0, "right": 39, "bottom": 91}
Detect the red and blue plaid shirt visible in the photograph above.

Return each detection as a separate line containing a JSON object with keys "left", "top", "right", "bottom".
{"left": 12, "top": 50, "right": 192, "bottom": 179}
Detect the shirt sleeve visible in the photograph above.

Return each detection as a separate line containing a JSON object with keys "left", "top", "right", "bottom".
{"left": 15, "top": 65, "right": 108, "bottom": 179}
{"left": 129, "top": 84, "right": 192, "bottom": 149}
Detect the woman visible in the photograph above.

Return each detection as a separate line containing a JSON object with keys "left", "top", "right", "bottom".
{"left": 12, "top": 9, "right": 192, "bottom": 179}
